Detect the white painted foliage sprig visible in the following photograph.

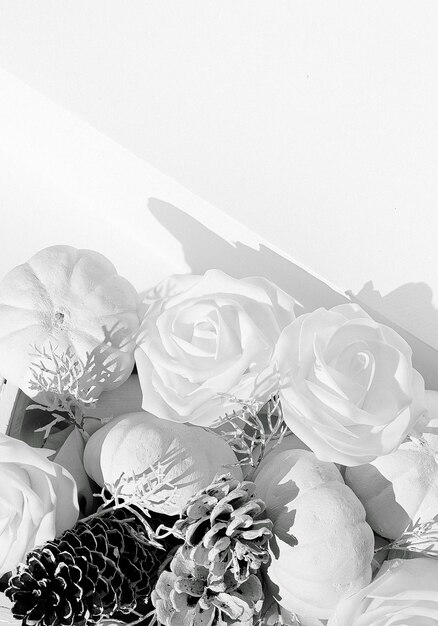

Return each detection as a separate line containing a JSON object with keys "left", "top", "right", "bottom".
{"left": 83, "top": 464, "right": 179, "bottom": 549}
{"left": 375, "top": 514, "right": 438, "bottom": 560}
{"left": 26, "top": 323, "right": 128, "bottom": 443}
{"left": 213, "top": 393, "right": 288, "bottom": 479}
{"left": 27, "top": 343, "right": 98, "bottom": 440}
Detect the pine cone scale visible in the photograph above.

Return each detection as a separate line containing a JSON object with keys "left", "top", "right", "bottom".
{"left": 153, "top": 475, "right": 271, "bottom": 625}
{"left": 184, "top": 517, "right": 211, "bottom": 546}
{"left": 174, "top": 475, "right": 272, "bottom": 585}
{"left": 6, "top": 509, "right": 169, "bottom": 626}
{"left": 152, "top": 546, "right": 264, "bottom": 626}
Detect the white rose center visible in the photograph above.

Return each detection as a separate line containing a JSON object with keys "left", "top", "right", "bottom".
{"left": 327, "top": 343, "right": 376, "bottom": 406}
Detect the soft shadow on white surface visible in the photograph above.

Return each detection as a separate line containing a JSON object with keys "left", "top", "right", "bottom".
{"left": 348, "top": 287, "right": 438, "bottom": 391}
{"left": 148, "top": 198, "right": 347, "bottom": 315}
{"left": 149, "top": 199, "right": 438, "bottom": 390}
{"left": 352, "top": 281, "right": 438, "bottom": 350}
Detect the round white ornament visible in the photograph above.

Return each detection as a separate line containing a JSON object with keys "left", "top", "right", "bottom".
{"left": 84, "top": 411, "right": 242, "bottom": 516}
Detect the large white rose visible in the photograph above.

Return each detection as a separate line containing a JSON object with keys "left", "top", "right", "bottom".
{"left": 135, "top": 270, "right": 296, "bottom": 426}
{"left": 275, "top": 304, "right": 426, "bottom": 466}
{"left": 328, "top": 558, "right": 438, "bottom": 625}
{"left": 0, "top": 433, "right": 79, "bottom": 576}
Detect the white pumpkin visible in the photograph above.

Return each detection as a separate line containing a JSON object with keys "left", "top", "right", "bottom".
{"left": 345, "top": 437, "right": 438, "bottom": 540}
{"left": 83, "top": 411, "right": 242, "bottom": 515}
{"left": 262, "top": 602, "right": 326, "bottom": 626}
{"left": 0, "top": 245, "right": 139, "bottom": 398}
{"left": 280, "top": 608, "right": 326, "bottom": 626}
{"left": 255, "top": 447, "right": 374, "bottom": 620}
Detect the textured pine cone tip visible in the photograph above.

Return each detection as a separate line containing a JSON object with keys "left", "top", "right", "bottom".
{"left": 5, "top": 509, "right": 166, "bottom": 626}
{"left": 152, "top": 545, "right": 264, "bottom": 626}
{"left": 173, "top": 474, "right": 273, "bottom": 584}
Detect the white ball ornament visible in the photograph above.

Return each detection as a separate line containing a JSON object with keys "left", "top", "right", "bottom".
{"left": 83, "top": 411, "right": 242, "bottom": 516}
{"left": 254, "top": 446, "right": 374, "bottom": 620}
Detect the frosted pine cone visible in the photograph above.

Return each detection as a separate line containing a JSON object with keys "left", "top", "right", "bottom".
{"left": 6, "top": 509, "right": 165, "bottom": 626}
{"left": 152, "top": 545, "right": 263, "bottom": 626}
{"left": 173, "top": 474, "right": 272, "bottom": 583}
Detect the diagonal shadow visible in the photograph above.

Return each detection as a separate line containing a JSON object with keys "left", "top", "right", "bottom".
{"left": 147, "top": 198, "right": 347, "bottom": 315}
{"left": 146, "top": 197, "right": 438, "bottom": 388}
{"left": 352, "top": 280, "right": 438, "bottom": 349}
{"left": 348, "top": 283, "right": 438, "bottom": 390}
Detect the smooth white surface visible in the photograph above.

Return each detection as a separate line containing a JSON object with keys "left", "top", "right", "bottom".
{"left": 1, "top": 4, "right": 438, "bottom": 371}
{"left": 1, "top": 70, "right": 438, "bottom": 390}
{"left": 0, "top": 69, "right": 343, "bottom": 306}
{"left": 1, "top": 2, "right": 438, "bottom": 295}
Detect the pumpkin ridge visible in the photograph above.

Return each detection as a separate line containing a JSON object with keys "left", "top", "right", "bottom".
{"left": 90, "top": 310, "right": 139, "bottom": 320}
{"left": 62, "top": 249, "right": 81, "bottom": 286}
{"left": 270, "top": 557, "right": 371, "bottom": 585}
{"left": 0, "top": 246, "right": 140, "bottom": 399}
{"left": 0, "top": 322, "right": 48, "bottom": 342}
{"left": 255, "top": 447, "right": 374, "bottom": 618}
{"left": 72, "top": 249, "right": 119, "bottom": 283}
{"left": 384, "top": 454, "right": 438, "bottom": 514}
{"left": 79, "top": 264, "right": 118, "bottom": 286}
{"left": 26, "top": 261, "right": 52, "bottom": 298}
{"left": 83, "top": 274, "right": 132, "bottom": 301}
{"left": 0, "top": 303, "right": 41, "bottom": 314}
{"left": 362, "top": 480, "right": 410, "bottom": 515}
{"left": 346, "top": 443, "right": 438, "bottom": 539}
{"left": 84, "top": 412, "right": 243, "bottom": 516}
{"left": 65, "top": 327, "right": 116, "bottom": 347}
{"left": 273, "top": 523, "right": 368, "bottom": 549}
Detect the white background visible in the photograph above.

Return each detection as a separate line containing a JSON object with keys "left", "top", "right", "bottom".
{"left": 1, "top": 2, "right": 438, "bottom": 380}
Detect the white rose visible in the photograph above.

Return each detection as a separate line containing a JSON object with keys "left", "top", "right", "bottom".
{"left": 328, "top": 558, "right": 438, "bottom": 625}
{"left": 0, "top": 433, "right": 79, "bottom": 576}
{"left": 275, "top": 304, "right": 426, "bottom": 466}
{"left": 135, "top": 270, "right": 296, "bottom": 426}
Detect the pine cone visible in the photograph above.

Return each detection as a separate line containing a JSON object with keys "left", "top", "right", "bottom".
{"left": 6, "top": 509, "right": 166, "bottom": 626}
{"left": 152, "top": 545, "right": 263, "bottom": 626}
{"left": 173, "top": 474, "right": 272, "bottom": 584}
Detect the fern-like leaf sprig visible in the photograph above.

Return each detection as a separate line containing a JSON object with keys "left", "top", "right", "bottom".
{"left": 83, "top": 464, "right": 179, "bottom": 549}
{"left": 212, "top": 392, "right": 288, "bottom": 479}
{"left": 27, "top": 322, "right": 131, "bottom": 443}
{"left": 375, "top": 514, "right": 438, "bottom": 559}
{"left": 27, "top": 343, "right": 97, "bottom": 439}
